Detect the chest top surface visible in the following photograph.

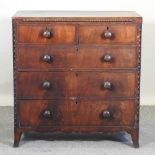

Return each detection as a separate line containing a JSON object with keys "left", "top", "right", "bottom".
{"left": 13, "top": 11, "right": 141, "bottom": 17}
{"left": 13, "top": 11, "right": 142, "bottom": 23}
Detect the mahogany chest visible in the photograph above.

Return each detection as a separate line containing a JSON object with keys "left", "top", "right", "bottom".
{"left": 12, "top": 11, "right": 142, "bottom": 147}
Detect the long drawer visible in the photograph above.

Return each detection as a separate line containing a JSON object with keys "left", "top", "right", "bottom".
{"left": 16, "top": 72, "right": 137, "bottom": 99}
{"left": 17, "top": 99, "right": 136, "bottom": 127}
{"left": 16, "top": 46, "right": 137, "bottom": 70}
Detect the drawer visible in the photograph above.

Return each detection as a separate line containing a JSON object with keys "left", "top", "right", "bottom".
{"left": 79, "top": 25, "right": 137, "bottom": 44}
{"left": 17, "top": 99, "right": 135, "bottom": 127}
{"left": 77, "top": 46, "right": 137, "bottom": 68}
{"left": 76, "top": 72, "right": 137, "bottom": 98}
{"left": 16, "top": 46, "right": 76, "bottom": 70}
{"left": 16, "top": 72, "right": 136, "bottom": 99}
{"left": 16, "top": 72, "right": 76, "bottom": 99}
{"left": 16, "top": 46, "right": 137, "bottom": 70}
{"left": 16, "top": 24, "right": 76, "bottom": 44}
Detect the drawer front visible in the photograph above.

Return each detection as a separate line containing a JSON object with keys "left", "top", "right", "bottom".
{"left": 16, "top": 46, "right": 137, "bottom": 70}
{"left": 16, "top": 72, "right": 136, "bottom": 99}
{"left": 16, "top": 72, "right": 77, "bottom": 99}
{"left": 76, "top": 72, "right": 136, "bottom": 97}
{"left": 16, "top": 46, "right": 76, "bottom": 70}
{"left": 77, "top": 46, "right": 137, "bottom": 68}
{"left": 16, "top": 24, "right": 76, "bottom": 44}
{"left": 18, "top": 100, "right": 135, "bottom": 127}
{"left": 79, "top": 25, "right": 137, "bottom": 44}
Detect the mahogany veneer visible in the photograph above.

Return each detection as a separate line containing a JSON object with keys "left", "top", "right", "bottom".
{"left": 12, "top": 11, "right": 142, "bottom": 147}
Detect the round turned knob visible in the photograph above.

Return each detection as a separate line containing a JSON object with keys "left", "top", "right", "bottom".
{"left": 42, "top": 81, "right": 51, "bottom": 89}
{"left": 103, "top": 81, "right": 112, "bottom": 89}
{"left": 104, "top": 31, "right": 112, "bottom": 39}
{"left": 43, "top": 109, "right": 52, "bottom": 118}
{"left": 43, "top": 29, "right": 52, "bottom": 38}
{"left": 103, "top": 54, "right": 112, "bottom": 62}
{"left": 42, "top": 54, "right": 53, "bottom": 63}
{"left": 103, "top": 110, "right": 111, "bottom": 119}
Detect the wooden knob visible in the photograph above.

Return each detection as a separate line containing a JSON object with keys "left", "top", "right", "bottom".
{"left": 43, "top": 29, "right": 52, "bottom": 38}
{"left": 42, "top": 81, "right": 51, "bottom": 89}
{"left": 103, "top": 110, "right": 111, "bottom": 119}
{"left": 103, "top": 54, "right": 112, "bottom": 62}
{"left": 42, "top": 54, "right": 53, "bottom": 63}
{"left": 103, "top": 81, "right": 112, "bottom": 89}
{"left": 104, "top": 31, "right": 112, "bottom": 39}
{"left": 43, "top": 109, "right": 52, "bottom": 118}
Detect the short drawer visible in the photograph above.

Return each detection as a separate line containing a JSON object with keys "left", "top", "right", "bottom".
{"left": 79, "top": 25, "right": 137, "bottom": 44}
{"left": 16, "top": 72, "right": 137, "bottom": 99}
{"left": 16, "top": 46, "right": 137, "bottom": 70}
{"left": 16, "top": 24, "right": 76, "bottom": 44}
{"left": 17, "top": 99, "right": 135, "bottom": 127}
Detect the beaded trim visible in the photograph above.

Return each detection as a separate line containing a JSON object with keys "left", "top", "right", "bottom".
{"left": 134, "top": 24, "right": 142, "bottom": 129}
{"left": 13, "top": 21, "right": 17, "bottom": 127}
{"left": 22, "top": 18, "right": 133, "bottom": 22}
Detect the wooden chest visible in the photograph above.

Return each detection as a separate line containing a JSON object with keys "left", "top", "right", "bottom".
{"left": 12, "top": 11, "right": 142, "bottom": 147}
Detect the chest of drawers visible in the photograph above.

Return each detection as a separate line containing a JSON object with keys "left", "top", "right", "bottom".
{"left": 12, "top": 11, "right": 142, "bottom": 147}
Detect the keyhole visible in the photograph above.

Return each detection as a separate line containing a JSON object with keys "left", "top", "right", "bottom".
{"left": 75, "top": 73, "right": 78, "bottom": 77}
{"left": 107, "top": 26, "right": 109, "bottom": 30}
{"left": 76, "top": 46, "right": 78, "bottom": 52}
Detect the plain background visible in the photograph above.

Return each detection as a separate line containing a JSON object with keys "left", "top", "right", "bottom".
{"left": 0, "top": 0, "right": 154, "bottom": 106}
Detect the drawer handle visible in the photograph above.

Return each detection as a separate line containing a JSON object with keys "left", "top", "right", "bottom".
{"left": 102, "top": 110, "right": 111, "bottom": 119}
{"left": 103, "top": 81, "right": 112, "bottom": 89}
{"left": 43, "top": 29, "right": 52, "bottom": 38}
{"left": 42, "top": 54, "right": 53, "bottom": 63}
{"left": 102, "top": 54, "right": 112, "bottom": 62}
{"left": 42, "top": 81, "right": 51, "bottom": 89}
{"left": 43, "top": 109, "right": 52, "bottom": 118}
{"left": 104, "top": 31, "right": 113, "bottom": 39}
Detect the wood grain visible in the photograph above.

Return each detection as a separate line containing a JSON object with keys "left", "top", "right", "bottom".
{"left": 16, "top": 45, "right": 137, "bottom": 70}
{"left": 79, "top": 25, "right": 137, "bottom": 44}
{"left": 17, "top": 99, "right": 135, "bottom": 127}
{"left": 17, "top": 24, "right": 76, "bottom": 44}
{"left": 13, "top": 11, "right": 142, "bottom": 147}
{"left": 16, "top": 72, "right": 137, "bottom": 99}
